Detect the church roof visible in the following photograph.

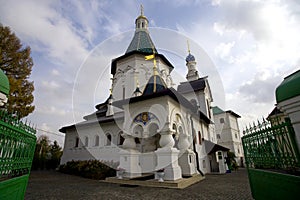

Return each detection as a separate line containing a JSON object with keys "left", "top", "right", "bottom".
{"left": 212, "top": 106, "right": 241, "bottom": 118}
{"left": 126, "top": 30, "right": 158, "bottom": 54}
{"left": 142, "top": 74, "right": 167, "bottom": 96}
{"left": 204, "top": 140, "right": 229, "bottom": 154}
{"left": 59, "top": 111, "right": 124, "bottom": 133}
{"left": 177, "top": 77, "right": 207, "bottom": 94}
{"left": 212, "top": 106, "right": 225, "bottom": 115}
{"left": 276, "top": 69, "right": 300, "bottom": 103}
{"left": 268, "top": 107, "right": 283, "bottom": 117}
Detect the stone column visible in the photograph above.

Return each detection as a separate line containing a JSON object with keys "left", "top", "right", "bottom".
{"left": 178, "top": 134, "right": 197, "bottom": 176}
{"left": 155, "top": 130, "right": 182, "bottom": 181}
{"left": 118, "top": 134, "right": 141, "bottom": 178}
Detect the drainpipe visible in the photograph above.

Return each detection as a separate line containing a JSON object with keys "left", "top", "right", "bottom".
{"left": 190, "top": 116, "right": 204, "bottom": 176}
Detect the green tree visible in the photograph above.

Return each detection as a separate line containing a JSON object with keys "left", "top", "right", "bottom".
{"left": 33, "top": 135, "right": 51, "bottom": 170}
{"left": 32, "top": 136, "right": 63, "bottom": 170}
{"left": 0, "top": 24, "right": 34, "bottom": 118}
{"left": 227, "top": 151, "right": 238, "bottom": 170}
{"left": 49, "top": 140, "right": 63, "bottom": 169}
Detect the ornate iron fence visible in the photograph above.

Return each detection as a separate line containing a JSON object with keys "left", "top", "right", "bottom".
{"left": 0, "top": 110, "right": 36, "bottom": 179}
{"left": 242, "top": 118, "right": 300, "bottom": 171}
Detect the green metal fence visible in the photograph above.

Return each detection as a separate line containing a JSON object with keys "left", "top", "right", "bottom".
{"left": 242, "top": 118, "right": 300, "bottom": 200}
{"left": 242, "top": 118, "right": 300, "bottom": 171}
{"left": 0, "top": 110, "right": 36, "bottom": 199}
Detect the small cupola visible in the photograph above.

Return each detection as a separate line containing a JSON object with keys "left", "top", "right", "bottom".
{"left": 126, "top": 5, "right": 158, "bottom": 54}
{"left": 135, "top": 5, "right": 149, "bottom": 31}
{"left": 185, "top": 40, "right": 199, "bottom": 81}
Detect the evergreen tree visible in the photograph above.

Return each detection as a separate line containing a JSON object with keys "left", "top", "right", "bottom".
{"left": 49, "top": 140, "right": 63, "bottom": 169}
{"left": 34, "top": 135, "right": 51, "bottom": 170}
{"left": 0, "top": 24, "right": 34, "bottom": 118}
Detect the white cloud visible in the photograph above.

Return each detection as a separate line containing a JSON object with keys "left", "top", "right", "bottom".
{"left": 51, "top": 69, "right": 60, "bottom": 76}
{"left": 214, "top": 42, "right": 235, "bottom": 60}
{"left": 42, "top": 80, "right": 60, "bottom": 89}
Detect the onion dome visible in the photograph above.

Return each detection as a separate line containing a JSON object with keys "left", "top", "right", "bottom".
{"left": 186, "top": 53, "right": 195, "bottom": 62}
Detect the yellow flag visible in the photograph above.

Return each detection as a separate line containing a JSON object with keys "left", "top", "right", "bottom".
{"left": 145, "top": 54, "right": 155, "bottom": 60}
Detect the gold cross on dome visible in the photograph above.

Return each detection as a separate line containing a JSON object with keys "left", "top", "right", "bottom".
{"left": 140, "top": 4, "right": 144, "bottom": 16}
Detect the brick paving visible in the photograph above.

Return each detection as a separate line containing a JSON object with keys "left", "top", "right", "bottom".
{"left": 25, "top": 168, "right": 253, "bottom": 200}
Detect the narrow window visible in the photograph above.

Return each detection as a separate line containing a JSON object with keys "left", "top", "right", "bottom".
{"left": 95, "top": 135, "right": 99, "bottom": 146}
{"left": 206, "top": 100, "right": 211, "bottom": 118}
{"left": 84, "top": 136, "right": 89, "bottom": 147}
{"left": 217, "top": 134, "right": 221, "bottom": 139}
{"left": 235, "top": 133, "right": 238, "bottom": 139}
{"left": 118, "top": 132, "right": 124, "bottom": 145}
{"left": 75, "top": 137, "right": 79, "bottom": 147}
{"left": 135, "top": 137, "right": 140, "bottom": 144}
{"left": 123, "top": 87, "right": 125, "bottom": 99}
{"left": 202, "top": 160, "right": 206, "bottom": 168}
{"left": 198, "top": 131, "right": 202, "bottom": 144}
{"left": 106, "top": 134, "right": 112, "bottom": 146}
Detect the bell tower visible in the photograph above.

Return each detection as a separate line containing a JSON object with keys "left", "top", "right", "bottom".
{"left": 185, "top": 41, "right": 199, "bottom": 81}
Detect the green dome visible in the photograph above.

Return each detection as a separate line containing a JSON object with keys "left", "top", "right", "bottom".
{"left": 0, "top": 69, "right": 9, "bottom": 95}
{"left": 126, "top": 30, "right": 158, "bottom": 54}
{"left": 276, "top": 70, "right": 300, "bottom": 103}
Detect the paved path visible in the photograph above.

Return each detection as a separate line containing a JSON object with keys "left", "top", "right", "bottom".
{"left": 25, "top": 169, "right": 253, "bottom": 200}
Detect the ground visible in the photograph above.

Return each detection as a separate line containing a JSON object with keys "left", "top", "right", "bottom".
{"left": 25, "top": 168, "right": 253, "bottom": 200}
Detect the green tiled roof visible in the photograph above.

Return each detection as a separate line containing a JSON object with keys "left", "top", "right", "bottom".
{"left": 276, "top": 70, "right": 300, "bottom": 103}
{"left": 126, "top": 30, "right": 158, "bottom": 54}
{"left": 212, "top": 106, "right": 225, "bottom": 115}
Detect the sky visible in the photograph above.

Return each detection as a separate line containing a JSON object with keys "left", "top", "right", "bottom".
{"left": 1, "top": 0, "right": 299, "bottom": 146}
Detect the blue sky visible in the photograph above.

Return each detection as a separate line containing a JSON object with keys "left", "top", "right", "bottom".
{"left": 1, "top": 0, "right": 300, "bottom": 146}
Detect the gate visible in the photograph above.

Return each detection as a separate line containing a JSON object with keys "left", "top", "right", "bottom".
{"left": 242, "top": 117, "right": 300, "bottom": 200}
{"left": 0, "top": 111, "right": 36, "bottom": 199}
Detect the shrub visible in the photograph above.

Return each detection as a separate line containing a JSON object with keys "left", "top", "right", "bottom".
{"left": 59, "top": 160, "right": 118, "bottom": 180}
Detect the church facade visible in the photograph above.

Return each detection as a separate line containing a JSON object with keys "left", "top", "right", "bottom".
{"left": 60, "top": 9, "right": 231, "bottom": 179}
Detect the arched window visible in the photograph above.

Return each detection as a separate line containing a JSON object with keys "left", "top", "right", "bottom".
{"left": 135, "top": 137, "right": 140, "bottom": 144}
{"left": 118, "top": 132, "right": 124, "bottom": 145}
{"left": 84, "top": 136, "right": 89, "bottom": 147}
{"left": 172, "top": 123, "right": 177, "bottom": 138}
{"left": 106, "top": 133, "right": 112, "bottom": 146}
{"left": 75, "top": 137, "right": 79, "bottom": 147}
{"left": 95, "top": 135, "right": 99, "bottom": 146}
{"left": 142, "top": 22, "right": 144, "bottom": 28}
{"left": 172, "top": 123, "right": 176, "bottom": 130}
{"left": 148, "top": 123, "right": 159, "bottom": 136}
{"left": 133, "top": 125, "right": 143, "bottom": 136}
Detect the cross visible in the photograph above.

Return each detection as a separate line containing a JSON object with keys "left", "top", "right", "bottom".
{"left": 140, "top": 4, "right": 144, "bottom": 16}
{"left": 187, "top": 39, "right": 191, "bottom": 54}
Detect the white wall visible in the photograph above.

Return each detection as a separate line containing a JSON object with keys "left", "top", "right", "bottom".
{"left": 61, "top": 120, "right": 123, "bottom": 165}
{"left": 112, "top": 54, "right": 173, "bottom": 101}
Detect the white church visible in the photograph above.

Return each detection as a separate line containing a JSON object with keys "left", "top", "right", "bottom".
{"left": 60, "top": 8, "right": 233, "bottom": 181}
